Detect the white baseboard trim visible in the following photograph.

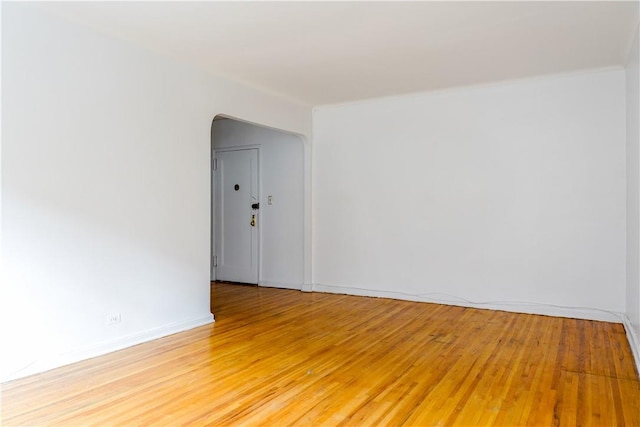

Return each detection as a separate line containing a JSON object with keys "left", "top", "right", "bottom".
{"left": 312, "top": 283, "right": 624, "bottom": 323}
{"left": 315, "top": 282, "right": 640, "bottom": 375}
{"left": 259, "top": 280, "right": 302, "bottom": 290}
{"left": 2, "top": 313, "right": 214, "bottom": 383}
{"left": 301, "top": 283, "right": 314, "bottom": 292}
{"left": 622, "top": 316, "right": 640, "bottom": 376}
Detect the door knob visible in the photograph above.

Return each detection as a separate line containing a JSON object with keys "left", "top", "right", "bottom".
{"left": 251, "top": 203, "right": 260, "bottom": 210}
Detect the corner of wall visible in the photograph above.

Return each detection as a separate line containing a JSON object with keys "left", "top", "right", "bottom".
{"left": 623, "top": 314, "right": 640, "bottom": 376}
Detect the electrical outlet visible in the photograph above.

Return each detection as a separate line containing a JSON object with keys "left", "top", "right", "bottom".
{"left": 107, "top": 313, "right": 121, "bottom": 325}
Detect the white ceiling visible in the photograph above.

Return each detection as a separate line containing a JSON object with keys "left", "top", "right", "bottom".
{"left": 38, "top": 1, "right": 639, "bottom": 106}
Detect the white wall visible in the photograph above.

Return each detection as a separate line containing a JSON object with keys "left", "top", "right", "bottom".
{"left": 626, "top": 24, "right": 640, "bottom": 366}
{"left": 313, "top": 70, "right": 626, "bottom": 320}
{"left": 211, "top": 119, "right": 305, "bottom": 289}
{"left": 0, "top": 3, "right": 310, "bottom": 381}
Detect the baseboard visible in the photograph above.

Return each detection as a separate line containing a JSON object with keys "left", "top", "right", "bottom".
{"left": 259, "top": 280, "right": 302, "bottom": 290}
{"left": 301, "top": 283, "right": 314, "bottom": 292}
{"left": 312, "top": 283, "right": 624, "bottom": 323}
{"left": 622, "top": 315, "right": 640, "bottom": 376}
{"left": 1, "top": 313, "right": 214, "bottom": 383}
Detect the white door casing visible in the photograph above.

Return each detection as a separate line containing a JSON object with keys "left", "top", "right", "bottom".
{"left": 214, "top": 148, "right": 259, "bottom": 284}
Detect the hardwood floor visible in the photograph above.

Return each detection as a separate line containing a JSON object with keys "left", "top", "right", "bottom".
{"left": 2, "top": 282, "right": 639, "bottom": 426}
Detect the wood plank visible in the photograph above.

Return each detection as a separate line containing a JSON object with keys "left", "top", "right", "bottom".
{"left": 2, "top": 282, "right": 639, "bottom": 426}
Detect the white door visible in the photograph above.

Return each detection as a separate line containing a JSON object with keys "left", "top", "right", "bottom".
{"left": 214, "top": 149, "right": 259, "bottom": 284}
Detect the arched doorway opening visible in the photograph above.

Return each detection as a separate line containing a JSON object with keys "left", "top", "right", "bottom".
{"left": 211, "top": 115, "right": 307, "bottom": 290}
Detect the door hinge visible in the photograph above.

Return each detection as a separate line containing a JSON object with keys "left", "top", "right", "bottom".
{"left": 213, "top": 255, "right": 218, "bottom": 267}
{"left": 212, "top": 158, "right": 218, "bottom": 171}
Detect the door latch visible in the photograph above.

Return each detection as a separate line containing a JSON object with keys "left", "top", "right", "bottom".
{"left": 251, "top": 203, "right": 260, "bottom": 210}
{"left": 250, "top": 214, "right": 256, "bottom": 227}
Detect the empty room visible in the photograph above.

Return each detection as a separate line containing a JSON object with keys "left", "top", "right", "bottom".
{"left": 2, "top": 1, "right": 640, "bottom": 425}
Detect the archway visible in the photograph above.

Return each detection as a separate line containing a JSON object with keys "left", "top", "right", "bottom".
{"left": 210, "top": 115, "right": 309, "bottom": 290}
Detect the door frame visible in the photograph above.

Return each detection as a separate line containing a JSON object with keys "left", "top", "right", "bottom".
{"left": 211, "top": 145, "right": 262, "bottom": 283}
